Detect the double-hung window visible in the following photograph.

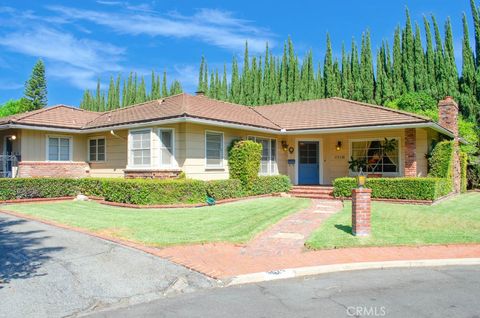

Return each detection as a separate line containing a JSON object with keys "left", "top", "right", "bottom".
{"left": 205, "top": 131, "right": 224, "bottom": 168}
{"left": 130, "top": 129, "right": 151, "bottom": 166}
{"left": 248, "top": 136, "right": 277, "bottom": 175}
{"left": 159, "top": 128, "right": 174, "bottom": 167}
{"left": 350, "top": 138, "right": 400, "bottom": 175}
{"left": 89, "top": 137, "right": 105, "bottom": 162}
{"left": 48, "top": 136, "right": 71, "bottom": 161}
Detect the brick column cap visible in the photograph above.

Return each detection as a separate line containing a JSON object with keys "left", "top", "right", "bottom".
{"left": 352, "top": 188, "right": 372, "bottom": 193}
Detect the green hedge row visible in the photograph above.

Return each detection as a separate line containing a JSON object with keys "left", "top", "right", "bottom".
{"left": 0, "top": 175, "right": 292, "bottom": 205}
{"left": 332, "top": 177, "right": 452, "bottom": 200}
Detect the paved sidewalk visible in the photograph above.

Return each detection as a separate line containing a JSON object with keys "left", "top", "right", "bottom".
{"left": 156, "top": 199, "right": 480, "bottom": 279}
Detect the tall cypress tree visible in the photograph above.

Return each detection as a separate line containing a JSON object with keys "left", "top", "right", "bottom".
{"left": 432, "top": 15, "right": 447, "bottom": 99}
{"left": 444, "top": 18, "right": 459, "bottom": 98}
{"left": 423, "top": 16, "right": 437, "bottom": 97}
{"left": 470, "top": 0, "right": 480, "bottom": 67}
{"left": 360, "top": 31, "right": 375, "bottom": 103}
{"left": 137, "top": 76, "right": 147, "bottom": 103}
{"left": 230, "top": 56, "right": 240, "bottom": 103}
{"left": 351, "top": 39, "right": 362, "bottom": 101}
{"left": 279, "top": 41, "right": 288, "bottom": 102}
{"left": 392, "top": 27, "right": 404, "bottom": 96}
{"left": 402, "top": 8, "right": 415, "bottom": 92}
{"left": 413, "top": 23, "right": 427, "bottom": 91}
{"left": 341, "top": 44, "right": 352, "bottom": 99}
{"left": 24, "top": 59, "right": 47, "bottom": 110}
{"left": 162, "top": 72, "right": 168, "bottom": 98}
{"left": 107, "top": 76, "right": 115, "bottom": 110}
{"left": 460, "top": 13, "right": 478, "bottom": 121}
{"left": 324, "top": 34, "right": 336, "bottom": 97}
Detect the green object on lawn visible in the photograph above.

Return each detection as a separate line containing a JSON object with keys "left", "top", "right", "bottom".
{"left": 206, "top": 197, "right": 216, "bottom": 205}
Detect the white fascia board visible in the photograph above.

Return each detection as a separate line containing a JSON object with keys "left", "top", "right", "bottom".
{"left": 284, "top": 122, "right": 455, "bottom": 138}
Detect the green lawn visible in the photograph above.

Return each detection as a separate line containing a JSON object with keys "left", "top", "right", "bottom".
{"left": 4, "top": 197, "right": 309, "bottom": 247}
{"left": 306, "top": 192, "right": 480, "bottom": 249}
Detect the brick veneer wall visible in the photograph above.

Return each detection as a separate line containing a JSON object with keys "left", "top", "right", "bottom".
{"left": 438, "top": 96, "right": 460, "bottom": 193}
{"left": 404, "top": 128, "right": 417, "bottom": 177}
{"left": 124, "top": 169, "right": 182, "bottom": 179}
{"left": 351, "top": 188, "right": 371, "bottom": 236}
{"left": 18, "top": 162, "right": 90, "bottom": 178}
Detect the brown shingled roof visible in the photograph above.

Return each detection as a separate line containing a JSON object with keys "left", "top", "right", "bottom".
{"left": 84, "top": 93, "right": 280, "bottom": 129}
{"left": 0, "top": 105, "right": 101, "bottom": 129}
{"left": 253, "top": 97, "right": 429, "bottom": 131}
{"left": 0, "top": 94, "right": 434, "bottom": 132}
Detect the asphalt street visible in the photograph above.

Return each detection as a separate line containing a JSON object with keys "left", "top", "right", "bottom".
{"left": 0, "top": 212, "right": 216, "bottom": 318}
{"left": 90, "top": 266, "right": 480, "bottom": 318}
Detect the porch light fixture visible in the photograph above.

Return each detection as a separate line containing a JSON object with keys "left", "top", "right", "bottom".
{"left": 335, "top": 141, "right": 342, "bottom": 151}
{"left": 9, "top": 135, "right": 16, "bottom": 141}
{"left": 281, "top": 140, "right": 289, "bottom": 152}
{"left": 357, "top": 167, "right": 366, "bottom": 188}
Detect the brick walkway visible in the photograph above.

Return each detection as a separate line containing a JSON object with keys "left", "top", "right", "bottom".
{"left": 156, "top": 199, "right": 480, "bottom": 279}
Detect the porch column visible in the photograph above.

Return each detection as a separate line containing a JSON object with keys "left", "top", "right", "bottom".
{"left": 404, "top": 128, "right": 417, "bottom": 177}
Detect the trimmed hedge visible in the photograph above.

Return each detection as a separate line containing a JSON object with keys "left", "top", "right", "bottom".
{"left": 333, "top": 177, "right": 452, "bottom": 200}
{"left": 249, "top": 175, "right": 292, "bottom": 195}
{"left": 428, "top": 141, "right": 454, "bottom": 178}
{"left": 228, "top": 140, "right": 262, "bottom": 189}
{"left": 206, "top": 179, "right": 245, "bottom": 200}
{"left": 98, "top": 179, "right": 207, "bottom": 205}
{"left": 0, "top": 178, "right": 81, "bottom": 200}
{"left": 0, "top": 175, "right": 292, "bottom": 205}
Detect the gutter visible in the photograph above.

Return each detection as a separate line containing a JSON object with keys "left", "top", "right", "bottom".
{"left": 0, "top": 118, "right": 463, "bottom": 143}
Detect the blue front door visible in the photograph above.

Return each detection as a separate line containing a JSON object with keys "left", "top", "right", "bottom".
{"left": 298, "top": 141, "right": 319, "bottom": 185}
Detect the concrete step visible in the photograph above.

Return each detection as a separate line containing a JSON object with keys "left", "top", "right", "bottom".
{"left": 291, "top": 194, "right": 336, "bottom": 199}
{"left": 289, "top": 189, "right": 333, "bottom": 195}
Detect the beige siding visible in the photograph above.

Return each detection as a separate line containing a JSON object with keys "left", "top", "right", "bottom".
{"left": 20, "top": 130, "right": 86, "bottom": 162}
{"left": 86, "top": 130, "right": 128, "bottom": 177}
{"left": 182, "top": 123, "right": 286, "bottom": 181}
{"left": 416, "top": 128, "right": 429, "bottom": 177}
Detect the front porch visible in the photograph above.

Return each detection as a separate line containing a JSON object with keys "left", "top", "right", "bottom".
{"left": 281, "top": 127, "right": 434, "bottom": 186}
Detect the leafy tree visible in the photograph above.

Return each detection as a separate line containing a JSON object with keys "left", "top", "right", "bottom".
{"left": 459, "top": 13, "right": 478, "bottom": 121}
{"left": 0, "top": 98, "right": 32, "bottom": 117}
{"left": 24, "top": 59, "right": 47, "bottom": 110}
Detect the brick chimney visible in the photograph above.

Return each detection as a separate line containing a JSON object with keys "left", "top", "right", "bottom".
{"left": 195, "top": 91, "right": 205, "bottom": 96}
{"left": 438, "top": 96, "right": 459, "bottom": 138}
{"left": 438, "top": 96, "right": 461, "bottom": 193}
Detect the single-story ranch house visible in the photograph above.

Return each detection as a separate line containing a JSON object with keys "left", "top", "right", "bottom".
{"left": 0, "top": 93, "right": 460, "bottom": 185}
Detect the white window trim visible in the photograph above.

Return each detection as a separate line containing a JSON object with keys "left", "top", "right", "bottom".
{"left": 348, "top": 137, "right": 402, "bottom": 177}
{"left": 205, "top": 130, "right": 224, "bottom": 169}
{"left": 127, "top": 128, "right": 153, "bottom": 169}
{"left": 87, "top": 136, "right": 106, "bottom": 163}
{"left": 157, "top": 128, "right": 177, "bottom": 168}
{"left": 46, "top": 135, "right": 73, "bottom": 162}
{"left": 247, "top": 135, "right": 279, "bottom": 176}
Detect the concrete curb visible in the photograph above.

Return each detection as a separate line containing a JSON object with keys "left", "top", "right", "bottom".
{"left": 227, "top": 258, "right": 480, "bottom": 286}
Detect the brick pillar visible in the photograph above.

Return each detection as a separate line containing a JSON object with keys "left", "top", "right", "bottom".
{"left": 351, "top": 188, "right": 372, "bottom": 236}
{"left": 404, "top": 128, "right": 417, "bottom": 177}
{"left": 438, "top": 96, "right": 460, "bottom": 193}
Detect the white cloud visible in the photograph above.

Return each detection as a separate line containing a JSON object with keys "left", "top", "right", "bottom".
{"left": 0, "top": 26, "right": 125, "bottom": 89}
{"left": 0, "top": 79, "right": 23, "bottom": 90}
{"left": 48, "top": 6, "right": 274, "bottom": 52}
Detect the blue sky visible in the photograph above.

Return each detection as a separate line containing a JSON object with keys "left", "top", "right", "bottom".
{"left": 0, "top": 0, "right": 473, "bottom": 106}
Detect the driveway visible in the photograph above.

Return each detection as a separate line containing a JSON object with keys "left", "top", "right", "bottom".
{"left": 0, "top": 213, "right": 216, "bottom": 318}
{"left": 89, "top": 266, "right": 480, "bottom": 318}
